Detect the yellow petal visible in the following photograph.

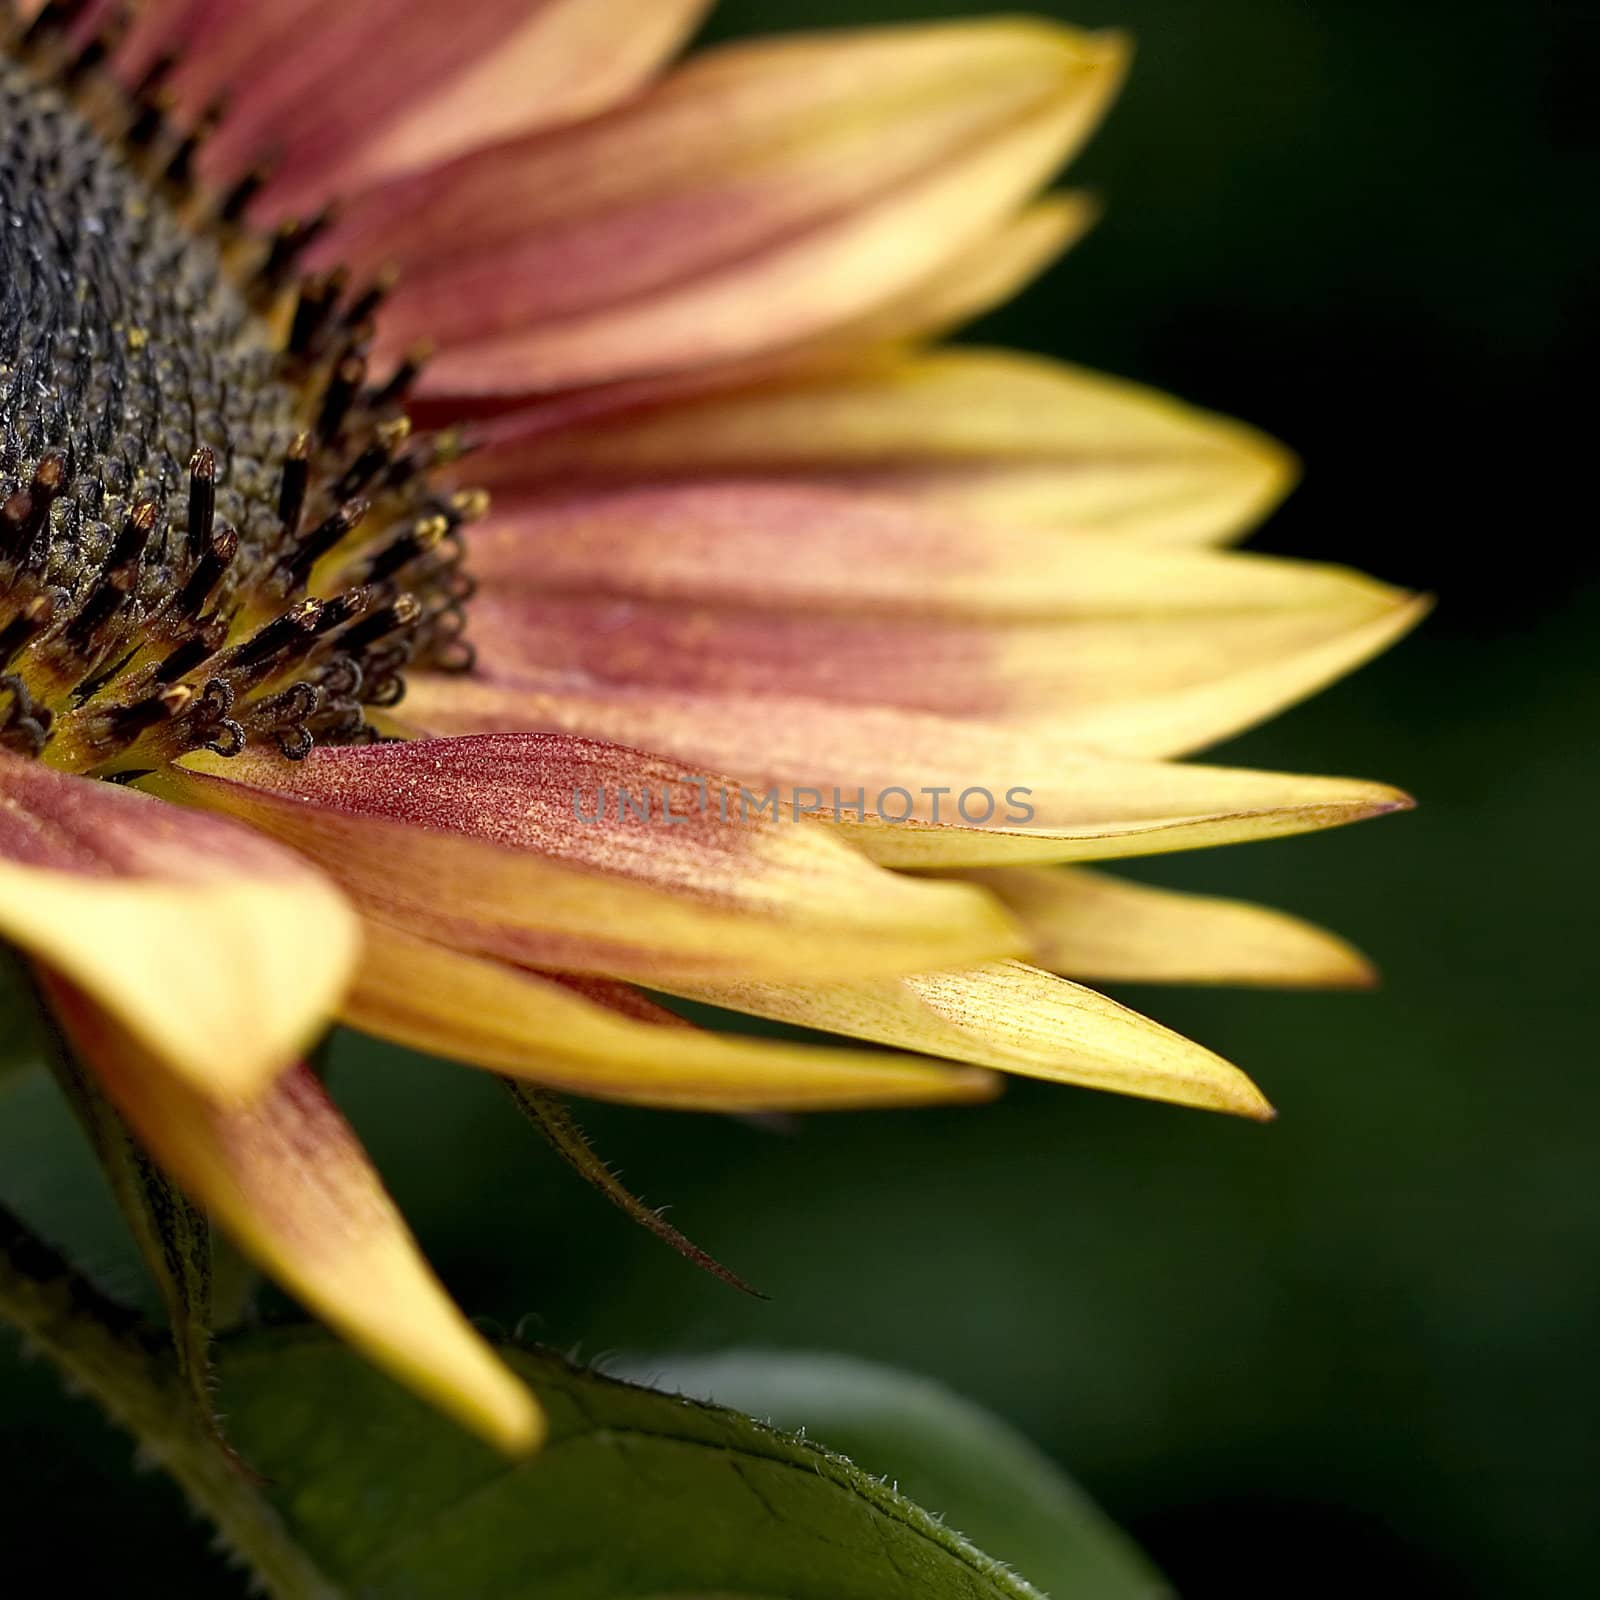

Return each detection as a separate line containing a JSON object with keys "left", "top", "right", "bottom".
{"left": 334, "top": 23, "right": 1127, "bottom": 390}
{"left": 1049, "top": 592, "right": 1432, "bottom": 757}
{"left": 42, "top": 976, "right": 541, "bottom": 1455}
{"left": 673, "top": 961, "right": 1274, "bottom": 1119}
{"left": 0, "top": 753, "right": 357, "bottom": 1101}
{"left": 346, "top": 920, "right": 1000, "bottom": 1112}
{"left": 402, "top": 677, "right": 1413, "bottom": 868}
{"left": 469, "top": 348, "right": 1295, "bottom": 548}
{"left": 802, "top": 192, "right": 1100, "bottom": 355}
{"left": 830, "top": 754, "right": 1414, "bottom": 870}
{"left": 958, "top": 866, "right": 1376, "bottom": 987}
{"left": 149, "top": 735, "right": 1023, "bottom": 982}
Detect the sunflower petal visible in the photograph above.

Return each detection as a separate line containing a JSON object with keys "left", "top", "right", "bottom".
{"left": 401, "top": 677, "right": 1412, "bottom": 867}
{"left": 672, "top": 961, "right": 1274, "bottom": 1119}
{"left": 0, "top": 753, "right": 357, "bottom": 1100}
{"left": 468, "top": 480, "right": 1403, "bottom": 620}
{"left": 272, "top": 0, "right": 712, "bottom": 206}
{"left": 125, "top": 1, "right": 705, "bottom": 211}
{"left": 462, "top": 581, "right": 1412, "bottom": 727}
{"left": 1046, "top": 593, "right": 1432, "bottom": 757}
{"left": 800, "top": 192, "right": 1100, "bottom": 355}
{"left": 149, "top": 736, "right": 1022, "bottom": 981}
{"left": 467, "top": 349, "right": 1294, "bottom": 547}
{"left": 958, "top": 866, "right": 1377, "bottom": 987}
{"left": 429, "top": 195, "right": 1097, "bottom": 437}
{"left": 41, "top": 975, "right": 541, "bottom": 1455}
{"left": 326, "top": 23, "right": 1125, "bottom": 390}
{"left": 346, "top": 919, "right": 999, "bottom": 1112}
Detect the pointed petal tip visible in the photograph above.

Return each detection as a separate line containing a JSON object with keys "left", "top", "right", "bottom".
{"left": 963, "top": 15, "right": 1130, "bottom": 70}
{"left": 1038, "top": 20, "right": 1131, "bottom": 132}
{"left": 1299, "top": 930, "right": 1381, "bottom": 990}
{"left": 1281, "top": 777, "right": 1417, "bottom": 833}
{"left": 1206, "top": 1059, "right": 1275, "bottom": 1123}
{"left": 1255, "top": 434, "right": 1302, "bottom": 519}
{"left": 1392, "top": 590, "right": 1436, "bottom": 638}
{"left": 1068, "top": 23, "right": 1134, "bottom": 71}
{"left": 1191, "top": 1063, "right": 1276, "bottom": 1122}
{"left": 42, "top": 982, "right": 542, "bottom": 1456}
{"left": 1348, "top": 784, "right": 1416, "bottom": 824}
{"left": 974, "top": 867, "right": 1384, "bottom": 991}
{"left": 485, "top": 1383, "right": 546, "bottom": 1458}
{"left": 946, "top": 1065, "right": 1007, "bottom": 1105}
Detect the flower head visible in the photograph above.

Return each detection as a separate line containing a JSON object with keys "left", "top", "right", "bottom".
{"left": 0, "top": 0, "right": 1422, "bottom": 1452}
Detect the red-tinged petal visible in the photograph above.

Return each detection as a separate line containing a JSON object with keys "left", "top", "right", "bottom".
{"left": 121, "top": 1, "right": 704, "bottom": 210}
{"left": 400, "top": 677, "right": 1414, "bottom": 868}
{"left": 467, "top": 349, "right": 1294, "bottom": 547}
{"left": 477, "top": 192, "right": 1093, "bottom": 409}
{"left": 462, "top": 586, "right": 1411, "bottom": 723}
{"left": 42, "top": 977, "right": 541, "bottom": 1455}
{"left": 147, "top": 736, "right": 1023, "bottom": 982}
{"left": 403, "top": 197, "right": 1092, "bottom": 454}
{"left": 413, "top": 111, "right": 1102, "bottom": 397}
{"left": 321, "top": 23, "right": 1125, "bottom": 390}
{"left": 0, "top": 752, "right": 357, "bottom": 1100}
{"left": 469, "top": 480, "right": 1404, "bottom": 621}
{"left": 670, "top": 961, "right": 1275, "bottom": 1120}
{"left": 345, "top": 920, "right": 999, "bottom": 1112}
{"left": 208, "top": 1, "right": 552, "bottom": 181}
{"left": 955, "top": 866, "right": 1377, "bottom": 988}
{"left": 316, "top": 0, "right": 713, "bottom": 201}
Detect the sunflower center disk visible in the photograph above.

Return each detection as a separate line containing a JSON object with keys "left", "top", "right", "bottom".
{"left": 0, "top": 31, "right": 477, "bottom": 776}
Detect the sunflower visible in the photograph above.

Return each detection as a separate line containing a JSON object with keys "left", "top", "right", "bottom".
{"left": 0, "top": 0, "right": 1424, "bottom": 1454}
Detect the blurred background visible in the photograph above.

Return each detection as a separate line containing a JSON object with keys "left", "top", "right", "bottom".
{"left": 2, "top": 1, "right": 1593, "bottom": 1593}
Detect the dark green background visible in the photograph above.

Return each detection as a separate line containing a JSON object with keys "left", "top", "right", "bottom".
{"left": 2, "top": 2, "right": 1593, "bottom": 1593}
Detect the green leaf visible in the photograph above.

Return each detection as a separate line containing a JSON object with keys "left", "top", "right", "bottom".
{"left": 638, "top": 1353, "right": 1170, "bottom": 1600}
{"left": 217, "top": 1329, "right": 1057, "bottom": 1599}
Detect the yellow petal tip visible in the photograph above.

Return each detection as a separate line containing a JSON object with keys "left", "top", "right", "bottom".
{"left": 1350, "top": 785, "right": 1416, "bottom": 824}
{"left": 1306, "top": 935, "right": 1381, "bottom": 990}
{"left": 487, "top": 1387, "right": 547, "bottom": 1458}
{"left": 1089, "top": 27, "right": 1134, "bottom": 65}
{"left": 949, "top": 1066, "right": 1007, "bottom": 1105}
{"left": 1203, "top": 1064, "right": 1277, "bottom": 1122}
